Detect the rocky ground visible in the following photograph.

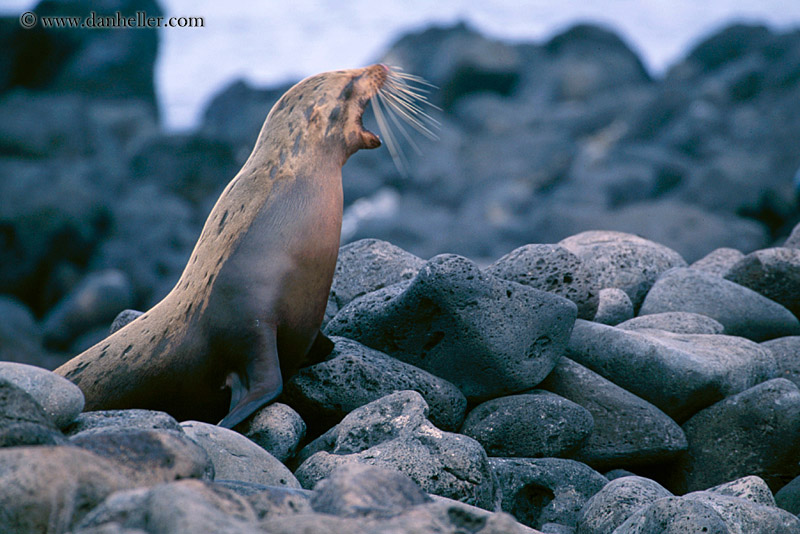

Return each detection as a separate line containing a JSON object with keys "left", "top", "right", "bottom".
{"left": 4, "top": 0, "right": 800, "bottom": 532}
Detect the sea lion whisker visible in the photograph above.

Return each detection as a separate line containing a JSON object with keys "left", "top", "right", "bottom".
{"left": 371, "top": 94, "right": 409, "bottom": 176}
{"left": 379, "top": 91, "right": 440, "bottom": 140}
{"left": 379, "top": 92, "right": 424, "bottom": 156}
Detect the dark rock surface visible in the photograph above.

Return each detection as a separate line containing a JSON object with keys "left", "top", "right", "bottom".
{"left": 762, "top": 336, "right": 800, "bottom": 388}
{"left": 0, "top": 379, "right": 65, "bottom": 446}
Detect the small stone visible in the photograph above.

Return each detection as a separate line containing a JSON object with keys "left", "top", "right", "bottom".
{"left": 491, "top": 457, "right": 607, "bottom": 529}
{"left": 725, "top": 247, "right": 800, "bottom": 318}
{"left": 485, "top": 243, "right": 600, "bottom": 319}
{"left": 575, "top": 476, "right": 673, "bottom": 534}
{"left": 181, "top": 421, "right": 300, "bottom": 488}
{"left": 234, "top": 403, "right": 305, "bottom": 463}
{"left": 0, "top": 380, "right": 65, "bottom": 446}
{"left": 0, "top": 361, "right": 85, "bottom": 428}
{"left": 593, "top": 287, "right": 634, "bottom": 325}
{"left": 461, "top": 391, "right": 593, "bottom": 458}
{"left": 667, "top": 378, "right": 800, "bottom": 493}
{"left": 639, "top": 267, "right": 800, "bottom": 341}
{"left": 70, "top": 428, "right": 213, "bottom": 485}
{"left": 690, "top": 247, "right": 745, "bottom": 277}
{"left": 617, "top": 312, "right": 725, "bottom": 335}
{"left": 326, "top": 254, "right": 577, "bottom": 401}
{"left": 284, "top": 336, "right": 467, "bottom": 432}
{"left": 707, "top": 476, "right": 776, "bottom": 507}
{"left": 558, "top": 231, "right": 686, "bottom": 309}
{"left": 109, "top": 309, "right": 144, "bottom": 334}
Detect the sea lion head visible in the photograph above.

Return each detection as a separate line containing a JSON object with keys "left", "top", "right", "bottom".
{"left": 266, "top": 64, "right": 389, "bottom": 165}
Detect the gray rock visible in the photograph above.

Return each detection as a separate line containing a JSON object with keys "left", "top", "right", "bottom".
{"left": 613, "top": 496, "right": 731, "bottom": 533}
{"left": 461, "top": 391, "right": 593, "bottom": 458}
{"left": 567, "top": 320, "right": 777, "bottom": 421}
{"left": 668, "top": 378, "right": 800, "bottom": 493}
{"left": 639, "top": 267, "right": 800, "bottom": 341}
{"left": 0, "top": 361, "right": 85, "bottom": 428}
{"left": 214, "top": 482, "right": 312, "bottom": 520}
{"left": 310, "top": 463, "right": 432, "bottom": 518}
{"left": 776, "top": 475, "right": 800, "bottom": 515}
{"left": 575, "top": 476, "right": 672, "bottom": 534}
{"left": 682, "top": 491, "right": 800, "bottom": 533}
{"left": 725, "top": 247, "right": 800, "bottom": 317}
{"left": 593, "top": 288, "right": 634, "bottom": 325}
{"left": 690, "top": 247, "right": 745, "bottom": 277}
{"left": 326, "top": 254, "right": 577, "bottom": 400}
{"left": 485, "top": 243, "right": 600, "bottom": 319}
{"left": 707, "top": 476, "right": 776, "bottom": 507}
{"left": 0, "top": 446, "right": 135, "bottom": 534}
{"left": 541, "top": 524, "right": 576, "bottom": 534}
{"left": 785, "top": 221, "right": 800, "bottom": 249}
{"left": 558, "top": 231, "right": 686, "bottom": 309}
{"left": 64, "top": 409, "right": 182, "bottom": 436}
{"left": 605, "top": 469, "right": 637, "bottom": 480}
{"left": 491, "top": 457, "right": 607, "bottom": 529}
{"left": 42, "top": 269, "right": 134, "bottom": 348}
{"left": 76, "top": 479, "right": 261, "bottom": 534}
{"left": 763, "top": 336, "right": 800, "bottom": 388}
{"left": 284, "top": 336, "right": 467, "bottom": 432}
{"left": 539, "top": 357, "right": 687, "bottom": 469}
{"left": 109, "top": 309, "right": 143, "bottom": 334}
{"left": 617, "top": 312, "right": 725, "bottom": 335}
{"left": 180, "top": 421, "right": 300, "bottom": 488}
{"left": 0, "top": 380, "right": 66, "bottom": 446}
{"left": 70, "top": 428, "right": 213, "bottom": 485}
{"left": 233, "top": 403, "right": 305, "bottom": 463}
{"left": 325, "top": 238, "right": 425, "bottom": 325}
{"left": 295, "top": 391, "right": 498, "bottom": 510}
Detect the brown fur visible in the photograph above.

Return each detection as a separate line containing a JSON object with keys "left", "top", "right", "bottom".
{"left": 55, "top": 65, "right": 388, "bottom": 427}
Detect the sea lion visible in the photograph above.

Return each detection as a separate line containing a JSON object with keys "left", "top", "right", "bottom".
{"left": 54, "top": 64, "right": 436, "bottom": 428}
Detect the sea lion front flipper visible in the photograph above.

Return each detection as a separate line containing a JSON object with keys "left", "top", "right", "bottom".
{"left": 306, "top": 330, "right": 334, "bottom": 364}
{"left": 218, "top": 325, "right": 283, "bottom": 429}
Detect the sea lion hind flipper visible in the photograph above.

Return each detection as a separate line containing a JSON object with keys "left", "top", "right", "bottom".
{"left": 217, "top": 326, "right": 283, "bottom": 429}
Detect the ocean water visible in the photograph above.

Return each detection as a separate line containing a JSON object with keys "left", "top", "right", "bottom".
{"left": 4, "top": 0, "right": 800, "bottom": 130}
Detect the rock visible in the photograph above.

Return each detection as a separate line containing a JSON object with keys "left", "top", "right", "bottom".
{"left": 295, "top": 391, "right": 498, "bottom": 510}
{"left": 109, "top": 309, "right": 143, "bottom": 334}
{"left": 558, "top": 231, "right": 686, "bottom": 309}
{"left": 541, "top": 524, "right": 575, "bottom": 534}
{"left": 539, "top": 357, "right": 687, "bottom": 469}
{"left": 310, "top": 463, "right": 432, "bottom": 518}
{"left": 284, "top": 336, "right": 467, "bottom": 433}
{"left": 680, "top": 491, "right": 800, "bottom": 533}
{"left": 325, "top": 238, "right": 425, "bottom": 325}
{"left": 0, "top": 379, "right": 65, "bottom": 446}
{"left": 75, "top": 479, "right": 261, "bottom": 534}
{"left": 42, "top": 269, "right": 134, "bottom": 349}
{"left": 575, "top": 476, "right": 673, "bottom": 534}
{"left": 180, "top": 421, "right": 300, "bottom": 488}
{"left": 0, "top": 446, "right": 134, "bottom": 534}
{"left": 70, "top": 428, "right": 213, "bottom": 485}
{"left": 612, "top": 496, "right": 733, "bottom": 533}
{"left": 617, "top": 312, "right": 725, "bottom": 335}
{"left": 0, "top": 361, "right": 84, "bottom": 428}
{"left": 639, "top": 267, "right": 800, "bottom": 341}
{"left": 593, "top": 287, "right": 634, "bottom": 325}
{"left": 724, "top": 247, "right": 800, "bottom": 317}
{"left": 690, "top": 247, "right": 745, "bottom": 277}
{"left": 605, "top": 469, "right": 637, "bottom": 480}
{"left": 708, "top": 475, "right": 776, "bottom": 507}
{"left": 667, "top": 378, "right": 800, "bottom": 493}
{"left": 326, "top": 254, "right": 577, "bottom": 401}
{"left": 763, "top": 337, "right": 800, "bottom": 388}
{"left": 491, "top": 457, "right": 607, "bottom": 529}
{"left": 461, "top": 391, "right": 593, "bottom": 458}
{"left": 214, "top": 481, "right": 312, "bottom": 520}
{"left": 233, "top": 402, "right": 305, "bottom": 463}
{"left": 485, "top": 243, "right": 600, "bottom": 319}
{"left": 567, "top": 320, "right": 777, "bottom": 421}
{"left": 776, "top": 475, "right": 800, "bottom": 515}
{"left": 785, "top": 221, "right": 800, "bottom": 248}
{"left": 64, "top": 408, "right": 182, "bottom": 436}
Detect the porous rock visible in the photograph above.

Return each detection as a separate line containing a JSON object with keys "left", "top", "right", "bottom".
{"left": 667, "top": 378, "right": 800, "bottom": 493}
{"left": 491, "top": 457, "right": 607, "bottom": 529}
{"left": 0, "top": 361, "right": 85, "bottom": 428}
{"left": 461, "top": 391, "right": 593, "bottom": 458}
{"left": 233, "top": 402, "right": 306, "bottom": 463}
{"left": 617, "top": 311, "right": 725, "bottom": 335}
{"left": 326, "top": 254, "right": 577, "bottom": 400}
{"left": 575, "top": 475, "right": 673, "bottom": 534}
{"left": 181, "top": 421, "right": 300, "bottom": 488}
{"left": 592, "top": 287, "right": 634, "bottom": 325}
{"left": 64, "top": 408, "right": 182, "bottom": 436}
{"left": 689, "top": 247, "right": 745, "bottom": 277}
{"left": 0, "top": 379, "right": 65, "bottom": 446}
{"left": 212, "top": 481, "right": 313, "bottom": 520}
{"left": 485, "top": 243, "right": 600, "bottom": 319}
{"left": 639, "top": 267, "right": 800, "bottom": 341}
{"left": 295, "top": 391, "right": 498, "bottom": 510}
{"left": 558, "top": 231, "right": 686, "bottom": 309}
{"left": 284, "top": 336, "right": 467, "bottom": 432}
{"left": 567, "top": 320, "right": 777, "bottom": 421}
{"left": 539, "top": 357, "right": 687, "bottom": 469}
{"left": 724, "top": 247, "right": 800, "bottom": 317}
